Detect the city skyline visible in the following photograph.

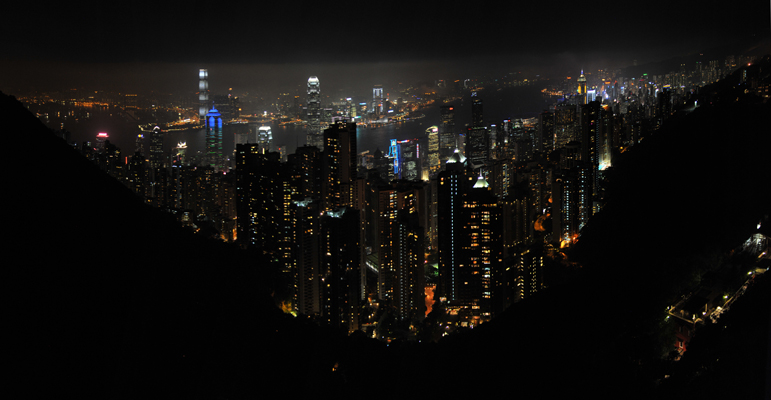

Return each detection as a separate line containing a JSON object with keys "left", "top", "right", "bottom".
{"left": 22, "top": 50, "right": 763, "bottom": 330}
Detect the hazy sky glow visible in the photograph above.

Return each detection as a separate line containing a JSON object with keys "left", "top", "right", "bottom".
{"left": 2, "top": 0, "right": 768, "bottom": 95}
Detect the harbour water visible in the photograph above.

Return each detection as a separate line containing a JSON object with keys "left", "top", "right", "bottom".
{"left": 66, "top": 84, "right": 557, "bottom": 163}
{"left": 268, "top": 84, "right": 557, "bottom": 157}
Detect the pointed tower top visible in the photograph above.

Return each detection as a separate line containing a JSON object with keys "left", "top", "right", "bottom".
{"left": 472, "top": 173, "right": 489, "bottom": 189}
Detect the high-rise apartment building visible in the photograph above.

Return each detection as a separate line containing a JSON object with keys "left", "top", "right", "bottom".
{"left": 538, "top": 111, "right": 555, "bottom": 152}
{"left": 513, "top": 243, "right": 543, "bottom": 302}
{"left": 235, "top": 144, "right": 286, "bottom": 251}
{"left": 322, "top": 121, "right": 357, "bottom": 210}
{"left": 456, "top": 174, "right": 502, "bottom": 323}
{"left": 319, "top": 207, "right": 362, "bottom": 333}
{"left": 554, "top": 103, "right": 577, "bottom": 149}
{"left": 377, "top": 181, "right": 426, "bottom": 322}
{"left": 290, "top": 198, "right": 321, "bottom": 316}
{"left": 288, "top": 146, "right": 322, "bottom": 200}
{"left": 437, "top": 150, "right": 472, "bottom": 303}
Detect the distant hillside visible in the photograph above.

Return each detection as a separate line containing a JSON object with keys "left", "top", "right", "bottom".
{"left": 619, "top": 33, "right": 771, "bottom": 77}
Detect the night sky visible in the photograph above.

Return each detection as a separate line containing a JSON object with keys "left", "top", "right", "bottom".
{"left": 2, "top": 0, "right": 769, "bottom": 95}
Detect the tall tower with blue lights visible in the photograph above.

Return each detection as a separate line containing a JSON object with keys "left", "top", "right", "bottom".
{"left": 205, "top": 107, "right": 223, "bottom": 171}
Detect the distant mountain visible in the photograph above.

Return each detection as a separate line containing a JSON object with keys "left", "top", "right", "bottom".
{"left": 620, "top": 33, "right": 771, "bottom": 77}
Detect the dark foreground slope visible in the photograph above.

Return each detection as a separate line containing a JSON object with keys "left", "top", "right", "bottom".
{"left": 5, "top": 91, "right": 347, "bottom": 398}
{"left": 374, "top": 58, "right": 771, "bottom": 399}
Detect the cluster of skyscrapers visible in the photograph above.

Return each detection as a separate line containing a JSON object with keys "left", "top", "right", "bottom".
{"left": 72, "top": 57, "right": 749, "bottom": 337}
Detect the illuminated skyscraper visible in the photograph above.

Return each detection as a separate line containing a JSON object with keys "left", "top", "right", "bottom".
{"left": 439, "top": 105, "right": 456, "bottom": 159}
{"left": 586, "top": 89, "right": 596, "bottom": 103}
{"left": 322, "top": 121, "right": 357, "bottom": 210}
{"left": 390, "top": 138, "right": 421, "bottom": 181}
{"left": 426, "top": 125, "right": 440, "bottom": 176}
{"left": 175, "top": 142, "right": 187, "bottom": 166}
{"left": 319, "top": 207, "right": 362, "bottom": 332}
{"left": 149, "top": 126, "right": 164, "bottom": 168}
{"left": 580, "top": 100, "right": 612, "bottom": 215}
{"left": 235, "top": 144, "right": 285, "bottom": 250}
{"left": 95, "top": 132, "right": 108, "bottom": 153}
{"left": 258, "top": 126, "right": 272, "bottom": 152}
{"left": 439, "top": 158, "right": 502, "bottom": 323}
{"left": 289, "top": 145, "right": 322, "bottom": 199}
{"left": 513, "top": 243, "right": 543, "bottom": 302}
{"left": 373, "top": 85, "right": 384, "bottom": 115}
{"left": 198, "top": 69, "right": 209, "bottom": 120}
{"left": 291, "top": 198, "right": 321, "bottom": 317}
{"left": 537, "top": 111, "right": 555, "bottom": 152}
{"left": 552, "top": 173, "right": 575, "bottom": 246}
{"left": 467, "top": 126, "right": 489, "bottom": 165}
{"left": 306, "top": 76, "right": 322, "bottom": 149}
{"left": 456, "top": 174, "right": 501, "bottom": 322}
{"left": 437, "top": 150, "right": 471, "bottom": 304}
{"left": 134, "top": 133, "right": 144, "bottom": 155}
{"left": 554, "top": 103, "right": 577, "bottom": 149}
{"left": 128, "top": 137, "right": 145, "bottom": 197}
{"left": 205, "top": 107, "right": 223, "bottom": 171}
{"left": 377, "top": 181, "right": 426, "bottom": 321}
{"left": 577, "top": 71, "right": 587, "bottom": 105}
{"left": 471, "top": 92, "right": 483, "bottom": 128}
